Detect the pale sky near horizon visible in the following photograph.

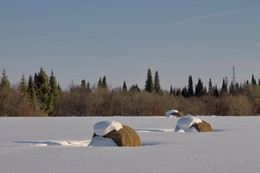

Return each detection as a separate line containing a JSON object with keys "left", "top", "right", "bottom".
{"left": 0, "top": 0, "right": 259, "bottom": 90}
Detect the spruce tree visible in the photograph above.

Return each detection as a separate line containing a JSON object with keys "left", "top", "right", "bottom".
{"left": 0, "top": 69, "right": 11, "bottom": 89}
{"left": 220, "top": 77, "right": 228, "bottom": 96}
{"left": 170, "top": 85, "right": 173, "bottom": 95}
{"left": 102, "top": 76, "right": 107, "bottom": 88}
{"left": 229, "top": 82, "right": 235, "bottom": 95}
{"left": 195, "top": 78, "right": 204, "bottom": 97}
{"left": 145, "top": 69, "right": 154, "bottom": 92}
{"left": 86, "top": 82, "right": 91, "bottom": 92}
{"left": 49, "top": 70, "right": 59, "bottom": 115}
{"left": 208, "top": 78, "right": 213, "bottom": 93}
{"left": 213, "top": 85, "right": 219, "bottom": 97}
{"left": 188, "top": 75, "right": 194, "bottom": 97}
{"left": 19, "top": 74, "right": 28, "bottom": 93}
{"left": 81, "top": 79, "right": 87, "bottom": 89}
{"left": 28, "top": 75, "right": 36, "bottom": 100}
{"left": 0, "top": 69, "right": 11, "bottom": 115}
{"left": 34, "top": 68, "right": 51, "bottom": 114}
{"left": 181, "top": 86, "right": 188, "bottom": 97}
{"left": 98, "top": 77, "right": 102, "bottom": 88}
{"left": 176, "top": 88, "right": 182, "bottom": 96}
{"left": 154, "top": 71, "right": 161, "bottom": 93}
{"left": 122, "top": 81, "right": 127, "bottom": 92}
{"left": 251, "top": 74, "right": 257, "bottom": 85}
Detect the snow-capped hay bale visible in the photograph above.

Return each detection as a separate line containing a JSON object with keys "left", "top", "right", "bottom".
{"left": 175, "top": 116, "right": 212, "bottom": 132}
{"left": 191, "top": 120, "right": 213, "bottom": 132}
{"left": 165, "top": 109, "right": 184, "bottom": 118}
{"left": 90, "top": 120, "right": 142, "bottom": 147}
{"left": 104, "top": 125, "right": 142, "bottom": 147}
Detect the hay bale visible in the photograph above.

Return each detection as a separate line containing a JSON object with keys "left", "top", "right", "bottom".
{"left": 175, "top": 111, "right": 184, "bottom": 117}
{"left": 191, "top": 120, "right": 213, "bottom": 132}
{"left": 175, "top": 116, "right": 213, "bottom": 132}
{"left": 165, "top": 109, "right": 184, "bottom": 118}
{"left": 91, "top": 121, "right": 142, "bottom": 147}
{"left": 175, "top": 116, "right": 202, "bottom": 132}
{"left": 104, "top": 125, "right": 142, "bottom": 147}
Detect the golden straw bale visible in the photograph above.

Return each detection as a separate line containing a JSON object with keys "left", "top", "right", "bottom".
{"left": 191, "top": 120, "right": 213, "bottom": 132}
{"left": 103, "top": 125, "right": 142, "bottom": 147}
{"left": 175, "top": 111, "right": 184, "bottom": 117}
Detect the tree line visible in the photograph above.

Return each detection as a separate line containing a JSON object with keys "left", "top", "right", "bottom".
{"left": 0, "top": 68, "right": 260, "bottom": 116}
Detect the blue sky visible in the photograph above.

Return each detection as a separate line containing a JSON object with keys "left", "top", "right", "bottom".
{"left": 0, "top": 0, "right": 259, "bottom": 90}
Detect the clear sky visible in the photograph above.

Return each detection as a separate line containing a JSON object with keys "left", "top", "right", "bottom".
{"left": 1, "top": 0, "right": 259, "bottom": 90}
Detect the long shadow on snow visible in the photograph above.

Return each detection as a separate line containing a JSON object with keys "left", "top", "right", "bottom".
{"left": 14, "top": 141, "right": 61, "bottom": 146}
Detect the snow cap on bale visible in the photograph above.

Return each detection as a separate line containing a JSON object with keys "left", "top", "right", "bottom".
{"left": 93, "top": 120, "right": 123, "bottom": 136}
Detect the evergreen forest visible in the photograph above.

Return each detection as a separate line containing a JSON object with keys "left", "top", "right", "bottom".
{"left": 1, "top": 68, "right": 260, "bottom": 117}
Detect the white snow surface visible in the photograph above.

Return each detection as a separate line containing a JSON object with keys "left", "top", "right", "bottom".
{"left": 1, "top": 116, "right": 260, "bottom": 173}
{"left": 165, "top": 109, "right": 179, "bottom": 117}
{"left": 175, "top": 116, "right": 203, "bottom": 132}
{"left": 93, "top": 120, "right": 123, "bottom": 136}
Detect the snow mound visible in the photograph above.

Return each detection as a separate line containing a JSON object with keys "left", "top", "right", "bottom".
{"left": 165, "top": 109, "right": 179, "bottom": 118}
{"left": 175, "top": 116, "right": 202, "bottom": 132}
{"left": 93, "top": 120, "right": 123, "bottom": 136}
{"left": 89, "top": 136, "right": 118, "bottom": 147}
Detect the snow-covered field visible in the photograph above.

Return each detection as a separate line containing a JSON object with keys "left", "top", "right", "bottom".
{"left": 1, "top": 116, "right": 260, "bottom": 173}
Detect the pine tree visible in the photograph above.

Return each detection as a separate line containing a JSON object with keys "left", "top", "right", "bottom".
{"left": 213, "top": 85, "right": 219, "bottom": 97}
{"left": 195, "top": 78, "right": 204, "bottom": 97}
{"left": 48, "top": 70, "right": 59, "bottom": 115}
{"left": 251, "top": 74, "right": 257, "bottom": 85}
{"left": 170, "top": 85, "right": 173, "bottom": 95}
{"left": 181, "top": 86, "right": 188, "bottom": 97}
{"left": 154, "top": 71, "right": 161, "bottom": 93}
{"left": 81, "top": 79, "right": 87, "bottom": 89}
{"left": 122, "top": 81, "right": 127, "bottom": 92}
{"left": 0, "top": 69, "right": 10, "bottom": 89}
{"left": 19, "top": 74, "right": 28, "bottom": 93}
{"left": 220, "top": 77, "right": 228, "bottom": 96}
{"left": 176, "top": 88, "right": 182, "bottom": 96}
{"left": 34, "top": 68, "right": 51, "bottom": 114}
{"left": 188, "top": 75, "right": 194, "bottom": 97}
{"left": 98, "top": 77, "right": 102, "bottom": 88}
{"left": 145, "top": 69, "right": 154, "bottom": 92}
{"left": 28, "top": 75, "right": 36, "bottom": 100}
{"left": 102, "top": 76, "right": 107, "bottom": 88}
{"left": 229, "top": 82, "right": 235, "bottom": 95}
{"left": 0, "top": 69, "right": 11, "bottom": 115}
{"left": 86, "top": 82, "right": 91, "bottom": 92}
{"left": 208, "top": 78, "right": 213, "bottom": 93}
